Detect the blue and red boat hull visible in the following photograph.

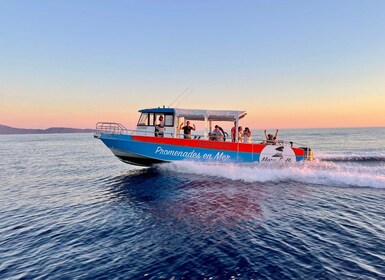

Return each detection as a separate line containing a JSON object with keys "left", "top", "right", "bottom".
{"left": 98, "top": 133, "right": 306, "bottom": 166}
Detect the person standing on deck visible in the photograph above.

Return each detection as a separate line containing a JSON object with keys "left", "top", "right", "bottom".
{"left": 231, "top": 121, "right": 236, "bottom": 142}
{"left": 238, "top": 126, "right": 243, "bottom": 143}
{"left": 243, "top": 127, "right": 252, "bottom": 143}
{"left": 179, "top": 120, "right": 196, "bottom": 139}
{"left": 155, "top": 115, "right": 165, "bottom": 137}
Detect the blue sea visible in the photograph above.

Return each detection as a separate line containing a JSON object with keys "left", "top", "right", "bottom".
{"left": 1, "top": 128, "right": 385, "bottom": 279}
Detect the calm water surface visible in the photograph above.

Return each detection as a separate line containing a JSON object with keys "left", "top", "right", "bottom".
{"left": 1, "top": 128, "right": 385, "bottom": 279}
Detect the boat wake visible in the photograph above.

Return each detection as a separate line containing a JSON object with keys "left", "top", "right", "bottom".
{"left": 156, "top": 159, "right": 385, "bottom": 189}
{"left": 319, "top": 154, "right": 385, "bottom": 163}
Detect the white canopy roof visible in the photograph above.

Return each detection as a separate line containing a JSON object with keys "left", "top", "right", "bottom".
{"left": 174, "top": 108, "right": 247, "bottom": 122}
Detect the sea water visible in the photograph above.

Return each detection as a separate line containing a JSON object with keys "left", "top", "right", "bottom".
{"left": 0, "top": 128, "right": 384, "bottom": 279}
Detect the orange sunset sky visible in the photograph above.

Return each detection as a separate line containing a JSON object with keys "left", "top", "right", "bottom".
{"left": 1, "top": 1, "right": 385, "bottom": 130}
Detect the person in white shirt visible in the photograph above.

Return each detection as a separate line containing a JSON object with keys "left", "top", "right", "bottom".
{"left": 243, "top": 127, "right": 252, "bottom": 143}
{"left": 155, "top": 115, "right": 165, "bottom": 137}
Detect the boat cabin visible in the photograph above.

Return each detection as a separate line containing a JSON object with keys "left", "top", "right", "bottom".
{"left": 136, "top": 107, "right": 247, "bottom": 140}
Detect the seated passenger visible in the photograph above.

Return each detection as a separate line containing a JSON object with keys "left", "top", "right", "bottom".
{"left": 218, "top": 125, "right": 228, "bottom": 141}
{"left": 211, "top": 125, "right": 224, "bottom": 141}
{"left": 263, "top": 129, "right": 279, "bottom": 145}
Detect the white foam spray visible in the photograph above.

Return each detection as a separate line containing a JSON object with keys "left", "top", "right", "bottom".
{"left": 157, "top": 160, "right": 385, "bottom": 189}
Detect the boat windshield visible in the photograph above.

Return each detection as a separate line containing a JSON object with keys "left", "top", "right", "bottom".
{"left": 137, "top": 113, "right": 149, "bottom": 126}
{"left": 137, "top": 112, "right": 174, "bottom": 127}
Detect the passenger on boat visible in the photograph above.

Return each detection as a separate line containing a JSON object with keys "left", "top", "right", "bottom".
{"left": 155, "top": 115, "right": 165, "bottom": 137}
{"left": 211, "top": 125, "right": 224, "bottom": 141}
{"left": 231, "top": 122, "right": 236, "bottom": 142}
{"left": 243, "top": 127, "right": 252, "bottom": 143}
{"left": 238, "top": 126, "right": 243, "bottom": 143}
{"left": 179, "top": 121, "right": 196, "bottom": 139}
{"left": 219, "top": 126, "right": 228, "bottom": 141}
{"left": 264, "top": 129, "right": 279, "bottom": 145}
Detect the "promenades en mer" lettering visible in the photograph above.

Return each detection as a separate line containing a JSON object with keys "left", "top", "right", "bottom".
{"left": 155, "top": 146, "right": 231, "bottom": 161}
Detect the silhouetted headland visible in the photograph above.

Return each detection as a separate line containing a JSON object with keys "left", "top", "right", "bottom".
{"left": 0, "top": 124, "right": 94, "bottom": 135}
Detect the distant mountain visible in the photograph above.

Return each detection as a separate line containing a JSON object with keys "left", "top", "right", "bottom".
{"left": 0, "top": 124, "right": 94, "bottom": 135}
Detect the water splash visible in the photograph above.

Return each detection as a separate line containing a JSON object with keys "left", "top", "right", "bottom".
{"left": 157, "top": 160, "right": 385, "bottom": 189}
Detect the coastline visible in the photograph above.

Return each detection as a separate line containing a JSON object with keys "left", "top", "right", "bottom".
{"left": 0, "top": 124, "right": 94, "bottom": 135}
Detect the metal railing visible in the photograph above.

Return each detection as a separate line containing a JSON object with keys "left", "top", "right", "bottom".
{"left": 95, "top": 122, "right": 129, "bottom": 135}
{"left": 95, "top": 122, "right": 175, "bottom": 137}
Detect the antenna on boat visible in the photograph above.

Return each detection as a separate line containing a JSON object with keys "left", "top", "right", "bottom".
{"left": 168, "top": 86, "right": 191, "bottom": 108}
{"left": 175, "top": 88, "right": 194, "bottom": 107}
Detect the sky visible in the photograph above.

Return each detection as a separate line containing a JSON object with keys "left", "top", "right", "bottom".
{"left": 1, "top": 0, "right": 385, "bottom": 129}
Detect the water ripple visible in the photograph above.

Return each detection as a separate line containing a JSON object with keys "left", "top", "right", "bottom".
{"left": 1, "top": 133, "right": 385, "bottom": 279}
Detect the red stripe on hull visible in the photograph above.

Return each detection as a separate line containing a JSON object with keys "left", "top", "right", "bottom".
{"left": 131, "top": 136, "right": 305, "bottom": 156}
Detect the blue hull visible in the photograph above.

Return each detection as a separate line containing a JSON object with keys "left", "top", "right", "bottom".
{"left": 98, "top": 133, "right": 304, "bottom": 166}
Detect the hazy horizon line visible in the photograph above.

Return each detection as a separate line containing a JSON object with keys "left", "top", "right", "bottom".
{"left": 1, "top": 123, "right": 384, "bottom": 131}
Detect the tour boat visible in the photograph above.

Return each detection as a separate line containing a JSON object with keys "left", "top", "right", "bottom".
{"left": 94, "top": 107, "right": 314, "bottom": 166}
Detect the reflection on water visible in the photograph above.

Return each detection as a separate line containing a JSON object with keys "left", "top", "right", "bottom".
{"left": 170, "top": 181, "right": 262, "bottom": 227}
{"left": 100, "top": 168, "right": 264, "bottom": 228}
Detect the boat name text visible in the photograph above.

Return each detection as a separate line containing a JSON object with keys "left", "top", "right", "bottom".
{"left": 261, "top": 157, "right": 293, "bottom": 162}
{"left": 155, "top": 146, "right": 231, "bottom": 161}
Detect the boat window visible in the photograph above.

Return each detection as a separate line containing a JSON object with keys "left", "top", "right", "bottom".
{"left": 154, "top": 114, "right": 162, "bottom": 126}
{"left": 149, "top": 113, "right": 155, "bottom": 126}
{"left": 165, "top": 114, "right": 174, "bottom": 126}
{"left": 137, "top": 113, "right": 149, "bottom": 126}
{"left": 153, "top": 113, "right": 174, "bottom": 127}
